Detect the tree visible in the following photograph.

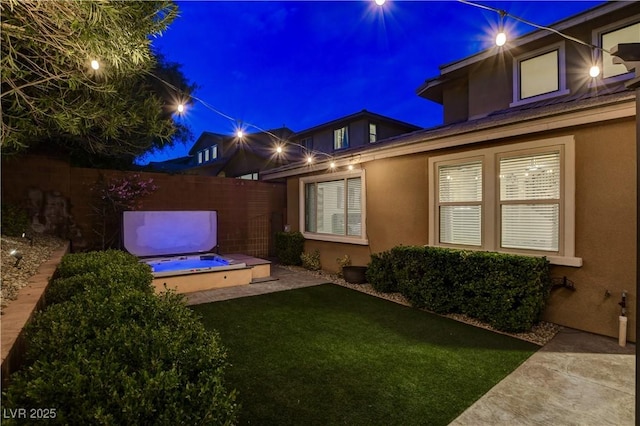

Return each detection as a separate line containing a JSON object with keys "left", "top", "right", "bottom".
{"left": 1, "top": 0, "right": 194, "bottom": 164}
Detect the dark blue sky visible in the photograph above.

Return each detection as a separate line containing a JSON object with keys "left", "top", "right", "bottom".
{"left": 141, "top": 0, "right": 605, "bottom": 164}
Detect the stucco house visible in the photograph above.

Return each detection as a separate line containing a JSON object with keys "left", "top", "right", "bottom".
{"left": 262, "top": 1, "right": 639, "bottom": 341}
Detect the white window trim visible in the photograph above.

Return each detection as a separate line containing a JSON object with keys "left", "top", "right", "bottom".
{"left": 299, "top": 169, "right": 368, "bottom": 245}
{"left": 428, "top": 136, "right": 580, "bottom": 267}
{"left": 334, "top": 126, "right": 349, "bottom": 151}
{"left": 510, "top": 41, "right": 569, "bottom": 107}
{"left": 592, "top": 15, "right": 640, "bottom": 84}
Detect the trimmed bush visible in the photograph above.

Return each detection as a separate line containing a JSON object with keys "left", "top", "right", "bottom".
{"left": 4, "top": 290, "right": 238, "bottom": 424}
{"left": 2, "top": 249, "right": 239, "bottom": 425}
{"left": 55, "top": 249, "right": 143, "bottom": 278}
{"left": 275, "top": 231, "right": 305, "bottom": 265}
{"left": 366, "top": 246, "right": 551, "bottom": 332}
{"left": 46, "top": 250, "right": 153, "bottom": 305}
{"left": 1, "top": 203, "right": 30, "bottom": 237}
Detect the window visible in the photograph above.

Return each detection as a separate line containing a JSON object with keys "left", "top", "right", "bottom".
{"left": 300, "top": 170, "right": 367, "bottom": 244}
{"left": 369, "top": 123, "right": 378, "bottom": 143}
{"left": 211, "top": 145, "right": 218, "bottom": 160}
{"left": 301, "top": 137, "right": 313, "bottom": 150}
{"left": 334, "top": 126, "right": 349, "bottom": 150}
{"left": 237, "top": 172, "right": 258, "bottom": 180}
{"left": 437, "top": 160, "right": 483, "bottom": 246}
{"left": 499, "top": 151, "right": 560, "bottom": 252}
{"left": 512, "top": 42, "right": 568, "bottom": 106}
{"left": 197, "top": 151, "right": 203, "bottom": 164}
{"left": 594, "top": 19, "right": 640, "bottom": 80}
{"left": 428, "top": 136, "right": 579, "bottom": 266}
{"left": 204, "top": 149, "right": 210, "bottom": 162}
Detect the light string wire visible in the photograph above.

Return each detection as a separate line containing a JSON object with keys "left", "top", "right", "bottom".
{"left": 144, "top": 70, "right": 336, "bottom": 166}
{"left": 458, "top": 0, "right": 612, "bottom": 54}
{"left": 142, "top": 0, "right": 612, "bottom": 168}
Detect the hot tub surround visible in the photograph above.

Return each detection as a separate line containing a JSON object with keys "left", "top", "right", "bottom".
{"left": 122, "top": 210, "right": 271, "bottom": 294}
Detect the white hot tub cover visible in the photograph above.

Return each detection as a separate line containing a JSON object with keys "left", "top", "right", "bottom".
{"left": 123, "top": 210, "right": 218, "bottom": 257}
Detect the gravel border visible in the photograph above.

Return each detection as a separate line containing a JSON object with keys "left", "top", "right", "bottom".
{"left": 278, "top": 264, "right": 561, "bottom": 346}
{"left": 1, "top": 234, "right": 66, "bottom": 313}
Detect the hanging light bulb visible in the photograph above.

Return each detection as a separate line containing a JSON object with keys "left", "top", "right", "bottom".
{"left": 348, "top": 164, "right": 354, "bottom": 171}
{"left": 374, "top": 0, "right": 385, "bottom": 5}
{"left": 330, "top": 162, "right": 336, "bottom": 169}
{"left": 306, "top": 156, "right": 313, "bottom": 164}
{"left": 495, "top": 32, "right": 507, "bottom": 47}
{"left": 90, "top": 59, "right": 100, "bottom": 70}
{"left": 589, "top": 65, "right": 601, "bottom": 78}
{"left": 236, "top": 129, "right": 244, "bottom": 139}
{"left": 276, "top": 146, "right": 283, "bottom": 154}
{"left": 177, "top": 103, "right": 185, "bottom": 113}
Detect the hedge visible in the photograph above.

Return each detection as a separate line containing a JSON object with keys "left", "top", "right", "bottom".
{"left": 2, "top": 250, "right": 239, "bottom": 425}
{"left": 274, "top": 231, "right": 305, "bottom": 265}
{"left": 366, "top": 246, "right": 551, "bottom": 332}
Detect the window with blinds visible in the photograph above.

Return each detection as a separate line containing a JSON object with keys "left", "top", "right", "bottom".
{"left": 600, "top": 22, "right": 640, "bottom": 79}
{"left": 304, "top": 176, "right": 362, "bottom": 237}
{"left": 499, "top": 151, "right": 560, "bottom": 251}
{"left": 437, "top": 161, "right": 482, "bottom": 246}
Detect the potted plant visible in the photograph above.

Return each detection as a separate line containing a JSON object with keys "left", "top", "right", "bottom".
{"left": 337, "top": 255, "right": 368, "bottom": 284}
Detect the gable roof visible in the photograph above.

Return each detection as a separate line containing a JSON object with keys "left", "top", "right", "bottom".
{"left": 293, "top": 109, "right": 421, "bottom": 138}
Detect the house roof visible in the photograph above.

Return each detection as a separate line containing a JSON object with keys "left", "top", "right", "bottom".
{"left": 188, "top": 131, "right": 226, "bottom": 156}
{"left": 262, "top": 86, "right": 635, "bottom": 180}
{"left": 416, "top": 1, "right": 632, "bottom": 102}
{"left": 292, "top": 109, "right": 421, "bottom": 138}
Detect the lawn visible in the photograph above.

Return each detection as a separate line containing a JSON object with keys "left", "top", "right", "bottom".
{"left": 192, "top": 284, "right": 538, "bottom": 426}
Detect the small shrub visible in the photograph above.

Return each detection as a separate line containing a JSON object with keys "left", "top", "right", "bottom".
{"left": 1, "top": 203, "right": 30, "bottom": 237}
{"left": 336, "top": 254, "right": 351, "bottom": 277}
{"left": 275, "top": 231, "right": 305, "bottom": 265}
{"left": 301, "top": 249, "right": 321, "bottom": 271}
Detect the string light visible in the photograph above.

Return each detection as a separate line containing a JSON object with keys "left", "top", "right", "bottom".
{"left": 134, "top": 1, "right": 616, "bottom": 173}
{"left": 90, "top": 59, "right": 100, "bottom": 70}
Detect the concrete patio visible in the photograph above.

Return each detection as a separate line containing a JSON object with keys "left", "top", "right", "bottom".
{"left": 185, "top": 265, "right": 636, "bottom": 426}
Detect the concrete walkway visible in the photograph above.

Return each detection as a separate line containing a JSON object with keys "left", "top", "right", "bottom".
{"left": 185, "top": 265, "right": 636, "bottom": 425}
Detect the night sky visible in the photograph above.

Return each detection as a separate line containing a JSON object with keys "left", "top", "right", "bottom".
{"left": 140, "top": 0, "right": 605, "bottom": 164}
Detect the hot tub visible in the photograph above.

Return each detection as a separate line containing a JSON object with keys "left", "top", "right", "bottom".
{"left": 123, "top": 210, "right": 251, "bottom": 293}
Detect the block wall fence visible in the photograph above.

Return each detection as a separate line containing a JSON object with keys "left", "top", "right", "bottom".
{"left": 1, "top": 155, "right": 287, "bottom": 258}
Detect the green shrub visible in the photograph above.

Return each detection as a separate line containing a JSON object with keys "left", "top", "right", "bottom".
{"left": 274, "top": 231, "right": 305, "bottom": 265}
{"left": 46, "top": 250, "right": 153, "bottom": 305}
{"left": 3, "top": 289, "right": 239, "bottom": 425}
{"left": 56, "top": 249, "right": 142, "bottom": 278}
{"left": 336, "top": 254, "right": 351, "bottom": 277}
{"left": 366, "top": 250, "right": 396, "bottom": 293}
{"left": 366, "top": 245, "right": 551, "bottom": 332}
{"left": 1, "top": 203, "right": 30, "bottom": 237}
{"left": 301, "top": 249, "right": 321, "bottom": 271}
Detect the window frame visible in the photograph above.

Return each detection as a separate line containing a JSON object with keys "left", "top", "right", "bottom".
{"left": 333, "top": 126, "right": 350, "bottom": 150}
{"left": 428, "top": 136, "right": 580, "bottom": 267}
{"left": 435, "top": 157, "right": 485, "bottom": 248}
{"left": 592, "top": 16, "right": 640, "bottom": 83}
{"left": 299, "top": 169, "right": 368, "bottom": 245}
{"left": 369, "top": 123, "right": 378, "bottom": 143}
{"left": 210, "top": 145, "right": 218, "bottom": 160}
{"left": 510, "top": 41, "right": 569, "bottom": 107}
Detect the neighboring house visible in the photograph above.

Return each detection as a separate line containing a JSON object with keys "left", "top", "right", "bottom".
{"left": 291, "top": 109, "right": 421, "bottom": 158}
{"left": 176, "top": 128, "right": 297, "bottom": 180}
{"left": 262, "top": 1, "right": 639, "bottom": 342}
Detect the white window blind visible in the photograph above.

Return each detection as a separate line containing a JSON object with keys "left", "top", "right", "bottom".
{"left": 499, "top": 152, "right": 560, "bottom": 251}
{"left": 437, "top": 161, "right": 482, "bottom": 246}
{"left": 305, "top": 177, "right": 362, "bottom": 237}
{"left": 520, "top": 50, "right": 559, "bottom": 99}
{"left": 334, "top": 126, "right": 349, "bottom": 150}
{"left": 602, "top": 22, "right": 640, "bottom": 78}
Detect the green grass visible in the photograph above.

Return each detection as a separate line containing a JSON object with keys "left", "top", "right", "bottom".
{"left": 192, "top": 284, "right": 537, "bottom": 426}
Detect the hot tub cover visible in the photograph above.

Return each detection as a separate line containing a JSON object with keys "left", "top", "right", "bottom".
{"left": 123, "top": 210, "right": 218, "bottom": 257}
